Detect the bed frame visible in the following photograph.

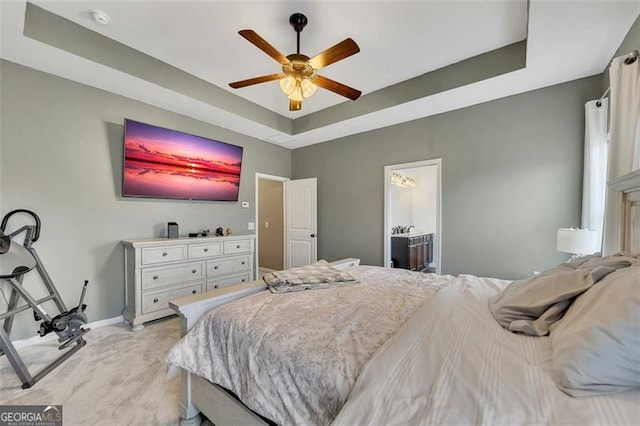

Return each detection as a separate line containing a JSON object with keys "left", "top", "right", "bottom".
{"left": 169, "top": 169, "right": 640, "bottom": 426}
{"left": 168, "top": 258, "right": 361, "bottom": 425}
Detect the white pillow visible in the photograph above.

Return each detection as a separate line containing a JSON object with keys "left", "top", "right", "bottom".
{"left": 550, "top": 266, "right": 640, "bottom": 396}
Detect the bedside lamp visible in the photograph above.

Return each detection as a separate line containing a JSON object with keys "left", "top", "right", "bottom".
{"left": 557, "top": 228, "right": 599, "bottom": 257}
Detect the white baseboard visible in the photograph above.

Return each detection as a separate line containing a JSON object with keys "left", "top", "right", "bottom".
{"left": 12, "top": 315, "right": 124, "bottom": 349}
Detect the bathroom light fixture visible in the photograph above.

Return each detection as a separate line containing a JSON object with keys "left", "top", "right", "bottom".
{"left": 391, "top": 172, "right": 416, "bottom": 188}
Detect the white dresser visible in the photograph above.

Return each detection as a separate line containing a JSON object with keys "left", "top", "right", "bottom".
{"left": 121, "top": 234, "right": 255, "bottom": 330}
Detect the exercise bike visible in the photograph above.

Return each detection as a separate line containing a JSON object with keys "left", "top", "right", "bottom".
{"left": 0, "top": 209, "right": 90, "bottom": 388}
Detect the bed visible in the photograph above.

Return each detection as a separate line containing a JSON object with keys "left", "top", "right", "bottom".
{"left": 167, "top": 170, "right": 640, "bottom": 426}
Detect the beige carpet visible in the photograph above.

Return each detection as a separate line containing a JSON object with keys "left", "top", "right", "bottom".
{"left": 0, "top": 317, "right": 187, "bottom": 425}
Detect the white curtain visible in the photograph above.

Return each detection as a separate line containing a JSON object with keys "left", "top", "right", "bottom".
{"left": 602, "top": 54, "right": 640, "bottom": 255}
{"left": 582, "top": 99, "right": 608, "bottom": 251}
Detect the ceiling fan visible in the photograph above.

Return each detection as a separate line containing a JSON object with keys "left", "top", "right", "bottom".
{"left": 229, "top": 13, "right": 362, "bottom": 112}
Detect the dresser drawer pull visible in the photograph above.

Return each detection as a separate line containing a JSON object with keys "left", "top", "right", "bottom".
{"left": 162, "top": 252, "right": 168, "bottom": 257}
{"left": 236, "top": 245, "right": 240, "bottom": 249}
{"left": 204, "top": 248, "right": 209, "bottom": 252}
{"left": 192, "top": 269, "right": 197, "bottom": 274}
{"left": 241, "top": 261, "right": 245, "bottom": 265}
{"left": 153, "top": 298, "right": 159, "bottom": 303}
{"left": 214, "top": 266, "right": 219, "bottom": 270}
{"left": 192, "top": 289, "right": 197, "bottom": 294}
{"left": 153, "top": 275, "right": 159, "bottom": 280}
{"left": 241, "top": 279, "right": 246, "bottom": 282}
{"left": 214, "top": 285, "right": 219, "bottom": 289}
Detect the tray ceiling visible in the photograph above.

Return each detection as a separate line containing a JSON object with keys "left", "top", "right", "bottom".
{"left": 1, "top": 1, "right": 638, "bottom": 148}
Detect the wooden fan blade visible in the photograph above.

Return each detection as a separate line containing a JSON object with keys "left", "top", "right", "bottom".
{"left": 239, "top": 30, "right": 289, "bottom": 65}
{"left": 308, "top": 38, "right": 360, "bottom": 70}
{"left": 229, "top": 73, "right": 282, "bottom": 89}
{"left": 313, "top": 75, "right": 361, "bottom": 100}
{"left": 289, "top": 99, "right": 302, "bottom": 111}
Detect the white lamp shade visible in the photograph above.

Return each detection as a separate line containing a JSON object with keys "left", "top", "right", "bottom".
{"left": 556, "top": 228, "right": 599, "bottom": 255}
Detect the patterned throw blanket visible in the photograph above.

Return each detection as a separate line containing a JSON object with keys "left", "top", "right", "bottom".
{"left": 166, "top": 266, "right": 455, "bottom": 425}
{"left": 263, "top": 260, "right": 358, "bottom": 293}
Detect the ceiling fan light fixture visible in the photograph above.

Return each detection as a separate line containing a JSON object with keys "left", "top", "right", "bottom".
{"left": 229, "top": 13, "right": 361, "bottom": 111}
{"left": 288, "top": 85, "right": 304, "bottom": 102}
{"left": 279, "top": 75, "right": 296, "bottom": 95}
{"left": 301, "top": 78, "right": 317, "bottom": 98}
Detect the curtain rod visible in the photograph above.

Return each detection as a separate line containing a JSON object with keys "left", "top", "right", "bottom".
{"left": 596, "top": 88, "right": 610, "bottom": 107}
{"left": 623, "top": 49, "right": 638, "bottom": 65}
{"left": 596, "top": 50, "right": 638, "bottom": 107}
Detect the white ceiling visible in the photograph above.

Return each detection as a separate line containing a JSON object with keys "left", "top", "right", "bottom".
{"left": 1, "top": 1, "right": 639, "bottom": 149}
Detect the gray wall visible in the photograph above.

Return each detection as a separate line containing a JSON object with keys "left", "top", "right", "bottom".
{"left": 0, "top": 60, "right": 291, "bottom": 339}
{"left": 292, "top": 76, "right": 602, "bottom": 280}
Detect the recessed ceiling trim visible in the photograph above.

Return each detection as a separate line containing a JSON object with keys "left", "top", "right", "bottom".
{"left": 292, "top": 39, "right": 527, "bottom": 135}
{"left": 22, "top": 2, "right": 292, "bottom": 135}
{"left": 3, "top": 1, "right": 638, "bottom": 151}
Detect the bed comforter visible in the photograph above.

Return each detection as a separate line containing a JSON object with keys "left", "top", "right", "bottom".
{"left": 166, "top": 266, "right": 455, "bottom": 425}
{"left": 332, "top": 274, "right": 640, "bottom": 425}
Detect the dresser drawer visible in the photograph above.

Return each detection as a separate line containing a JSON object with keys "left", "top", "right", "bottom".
{"left": 123, "top": 234, "right": 255, "bottom": 330}
{"left": 223, "top": 239, "right": 253, "bottom": 255}
{"left": 207, "top": 273, "right": 252, "bottom": 291}
{"left": 207, "top": 255, "right": 251, "bottom": 277}
{"left": 141, "top": 245, "right": 186, "bottom": 265}
{"left": 188, "top": 242, "right": 223, "bottom": 259}
{"left": 141, "top": 262, "right": 204, "bottom": 291}
{"left": 142, "top": 283, "right": 203, "bottom": 315}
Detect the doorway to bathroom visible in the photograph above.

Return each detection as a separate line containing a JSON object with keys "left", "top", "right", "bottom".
{"left": 384, "top": 159, "right": 442, "bottom": 274}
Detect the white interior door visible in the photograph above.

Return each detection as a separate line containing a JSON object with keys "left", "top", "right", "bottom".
{"left": 285, "top": 178, "right": 317, "bottom": 268}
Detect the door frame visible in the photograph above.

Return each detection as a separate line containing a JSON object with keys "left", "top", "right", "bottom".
{"left": 383, "top": 159, "right": 442, "bottom": 273}
{"left": 255, "top": 173, "right": 289, "bottom": 277}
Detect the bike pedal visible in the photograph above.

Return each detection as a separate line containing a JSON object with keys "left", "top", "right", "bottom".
{"left": 58, "top": 327, "right": 90, "bottom": 350}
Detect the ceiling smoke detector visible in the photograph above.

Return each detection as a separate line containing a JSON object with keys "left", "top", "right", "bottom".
{"left": 91, "top": 10, "right": 110, "bottom": 25}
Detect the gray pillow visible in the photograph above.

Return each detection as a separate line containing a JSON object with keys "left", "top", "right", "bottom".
{"left": 488, "top": 266, "right": 615, "bottom": 336}
{"left": 550, "top": 266, "right": 640, "bottom": 396}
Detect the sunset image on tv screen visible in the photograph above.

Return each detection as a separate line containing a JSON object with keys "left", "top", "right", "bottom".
{"left": 123, "top": 119, "right": 243, "bottom": 201}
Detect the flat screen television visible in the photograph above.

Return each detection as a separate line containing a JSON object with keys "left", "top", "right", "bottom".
{"left": 123, "top": 119, "right": 243, "bottom": 201}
